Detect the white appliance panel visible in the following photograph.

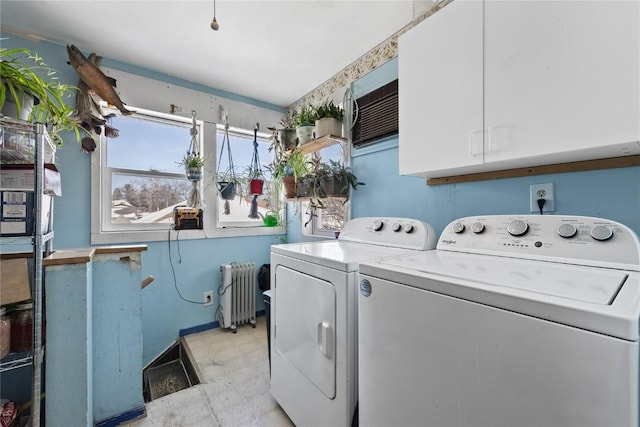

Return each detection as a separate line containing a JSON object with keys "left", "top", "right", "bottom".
{"left": 270, "top": 216, "right": 438, "bottom": 427}
{"left": 381, "top": 251, "right": 627, "bottom": 304}
{"left": 274, "top": 265, "right": 336, "bottom": 398}
{"left": 358, "top": 275, "right": 638, "bottom": 427}
{"left": 270, "top": 240, "right": 415, "bottom": 272}
{"left": 270, "top": 253, "right": 358, "bottom": 427}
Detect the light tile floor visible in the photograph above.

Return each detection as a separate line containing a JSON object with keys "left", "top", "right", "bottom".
{"left": 123, "top": 317, "right": 294, "bottom": 427}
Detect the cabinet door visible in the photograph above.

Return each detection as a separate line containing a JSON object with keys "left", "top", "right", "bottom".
{"left": 484, "top": 1, "right": 640, "bottom": 166}
{"left": 399, "top": 0, "right": 483, "bottom": 177}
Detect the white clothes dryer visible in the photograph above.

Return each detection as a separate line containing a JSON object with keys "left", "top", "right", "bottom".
{"left": 270, "top": 217, "right": 437, "bottom": 427}
{"left": 358, "top": 215, "right": 640, "bottom": 427}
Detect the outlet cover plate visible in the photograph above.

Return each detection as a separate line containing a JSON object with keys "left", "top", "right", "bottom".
{"left": 203, "top": 291, "right": 214, "bottom": 306}
{"left": 530, "top": 183, "right": 554, "bottom": 213}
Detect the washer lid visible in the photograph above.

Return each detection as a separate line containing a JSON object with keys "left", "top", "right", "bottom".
{"left": 271, "top": 240, "right": 417, "bottom": 272}
{"left": 361, "top": 251, "right": 640, "bottom": 340}
{"left": 388, "top": 251, "right": 625, "bottom": 304}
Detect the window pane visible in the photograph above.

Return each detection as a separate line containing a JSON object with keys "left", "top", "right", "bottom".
{"left": 111, "top": 172, "right": 191, "bottom": 224}
{"left": 318, "top": 198, "right": 346, "bottom": 231}
{"left": 312, "top": 144, "right": 348, "bottom": 234}
{"left": 216, "top": 128, "right": 275, "bottom": 224}
{"left": 107, "top": 114, "right": 191, "bottom": 174}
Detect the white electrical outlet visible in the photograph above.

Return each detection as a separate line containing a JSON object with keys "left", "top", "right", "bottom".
{"left": 530, "top": 183, "right": 555, "bottom": 213}
{"left": 203, "top": 291, "right": 214, "bottom": 306}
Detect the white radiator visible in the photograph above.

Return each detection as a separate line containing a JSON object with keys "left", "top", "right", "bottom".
{"left": 218, "top": 262, "right": 257, "bottom": 332}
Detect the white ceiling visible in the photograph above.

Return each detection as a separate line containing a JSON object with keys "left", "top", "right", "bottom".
{"left": 1, "top": 1, "right": 427, "bottom": 108}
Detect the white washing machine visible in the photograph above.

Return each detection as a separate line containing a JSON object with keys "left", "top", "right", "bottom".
{"left": 270, "top": 217, "right": 437, "bottom": 427}
{"left": 358, "top": 215, "right": 640, "bottom": 427}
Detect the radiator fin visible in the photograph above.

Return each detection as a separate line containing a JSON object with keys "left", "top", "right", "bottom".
{"left": 219, "top": 262, "right": 257, "bottom": 332}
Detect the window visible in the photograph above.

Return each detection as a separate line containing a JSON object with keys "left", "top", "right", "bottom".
{"left": 304, "top": 143, "right": 351, "bottom": 238}
{"left": 214, "top": 125, "right": 277, "bottom": 228}
{"left": 91, "top": 105, "right": 281, "bottom": 244}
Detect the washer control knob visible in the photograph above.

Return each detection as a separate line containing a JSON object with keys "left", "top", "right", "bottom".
{"left": 373, "top": 220, "right": 384, "bottom": 231}
{"left": 590, "top": 225, "right": 613, "bottom": 241}
{"left": 471, "top": 222, "right": 485, "bottom": 234}
{"left": 507, "top": 220, "right": 529, "bottom": 236}
{"left": 557, "top": 223, "right": 577, "bottom": 238}
{"left": 392, "top": 223, "right": 402, "bottom": 232}
{"left": 452, "top": 222, "right": 465, "bottom": 234}
{"left": 404, "top": 224, "right": 414, "bottom": 234}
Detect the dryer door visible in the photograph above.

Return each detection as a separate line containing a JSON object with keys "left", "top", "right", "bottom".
{"left": 274, "top": 265, "right": 336, "bottom": 399}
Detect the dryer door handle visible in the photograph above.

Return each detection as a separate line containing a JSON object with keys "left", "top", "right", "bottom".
{"left": 317, "top": 321, "right": 333, "bottom": 359}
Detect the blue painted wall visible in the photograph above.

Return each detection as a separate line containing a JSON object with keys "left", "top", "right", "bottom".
{"left": 286, "top": 58, "right": 640, "bottom": 242}
{"left": 0, "top": 35, "right": 280, "bottom": 369}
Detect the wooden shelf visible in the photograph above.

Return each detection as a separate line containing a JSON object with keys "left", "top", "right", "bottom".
{"left": 296, "top": 135, "right": 347, "bottom": 154}
{"left": 426, "top": 155, "right": 640, "bottom": 185}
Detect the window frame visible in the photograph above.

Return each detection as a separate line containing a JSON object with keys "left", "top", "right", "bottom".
{"left": 90, "top": 105, "right": 285, "bottom": 245}
{"left": 301, "top": 142, "right": 352, "bottom": 239}
{"left": 213, "top": 124, "right": 280, "bottom": 229}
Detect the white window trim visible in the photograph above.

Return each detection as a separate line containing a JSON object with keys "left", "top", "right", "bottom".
{"left": 90, "top": 106, "right": 285, "bottom": 245}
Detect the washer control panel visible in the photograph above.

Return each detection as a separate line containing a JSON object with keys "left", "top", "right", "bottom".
{"left": 439, "top": 215, "right": 640, "bottom": 269}
{"left": 339, "top": 217, "right": 438, "bottom": 250}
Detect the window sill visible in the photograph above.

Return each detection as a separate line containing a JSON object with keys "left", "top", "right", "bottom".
{"left": 90, "top": 225, "right": 285, "bottom": 245}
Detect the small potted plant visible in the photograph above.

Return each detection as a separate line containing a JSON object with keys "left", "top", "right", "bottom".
{"left": 293, "top": 104, "right": 317, "bottom": 145}
{"left": 318, "top": 159, "right": 364, "bottom": 198}
{"left": 296, "top": 157, "right": 323, "bottom": 198}
{"left": 216, "top": 171, "right": 242, "bottom": 200}
{"left": 269, "top": 110, "right": 298, "bottom": 151}
{"left": 314, "top": 100, "right": 344, "bottom": 139}
{"left": 0, "top": 46, "right": 87, "bottom": 146}
{"left": 177, "top": 151, "right": 205, "bottom": 181}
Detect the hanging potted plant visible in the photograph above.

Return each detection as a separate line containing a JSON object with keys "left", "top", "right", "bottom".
{"left": 293, "top": 104, "right": 317, "bottom": 145}
{"left": 177, "top": 151, "right": 205, "bottom": 182}
{"left": 216, "top": 122, "right": 242, "bottom": 214}
{"left": 314, "top": 100, "right": 344, "bottom": 139}
{"left": 247, "top": 125, "right": 265, "bottom": 196}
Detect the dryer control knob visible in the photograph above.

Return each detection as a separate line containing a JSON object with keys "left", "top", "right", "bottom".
{"left": 452, "top": 222, "right": 465, "bottom": 234}
{"left": 404, "top": 224, "right": 414, "bottom": 233}
{"left": 507, "top": 219, "right": 529, "bottom": 236}
{"left": 373, "top": 220, "right": 384, "bottom": 231}
{"left": 590, "top": 225, "right": 613, "bottom": 241}
{"left": 471, "top": 222, "right": 485, "bottom": 234}
{"left": 557, "top": 223, "right": 577, "bottom": 238}
{"left": 392, "top": 223, "right": 402, "bottom": 232}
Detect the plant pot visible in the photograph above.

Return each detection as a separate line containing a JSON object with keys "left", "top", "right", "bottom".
{"left": 186, "top": 167, "right": 202, "bottom": 182}
{"left": 296, "top": 125, "right": 315, "bottom": 145}
{"left": 296, "top": 176, "right": 315, "bottom": 198}
{"left": 248, "top": 178, "right": 264, "bottom": 195}
{"left": 217, "top": 181, "right": 236, "bottom": 200}
{"left": 314, "top": 118, "right": 343, "bottom": 138}
{"left": 320, "top": 175, "right": 349, "bottom": 197}
{"left": 282, "top": 176, "right": 296, "bottom": 198}
{"left": 278, "top": 128, "right": 298, "bottom": 150}
{"left": 1, "top": 92, "right": 36, "bottom": 121}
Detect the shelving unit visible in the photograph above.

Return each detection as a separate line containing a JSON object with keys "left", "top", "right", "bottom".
{"left": 1, "top": 116, "right": 55, "bottom": 427}
{"left": 296, "top": 134, "right": 346, "bottom": 154}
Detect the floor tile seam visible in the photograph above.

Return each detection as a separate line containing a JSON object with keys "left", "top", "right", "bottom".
{"left": 195, "top": 385, "right": 222, "bottom": 427}
{"left": 223, "top": 363, "right": 269, "bottom": 425}
{"left": 201, "top": 375, "right": 260, "bottom": 426}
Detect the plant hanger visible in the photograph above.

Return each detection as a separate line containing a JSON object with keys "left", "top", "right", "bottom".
{"left": 248, "top": 123, "right": 263, "bottom": 218}
{"left": 216, "top": 116, "right": 237, "bottom": 214}
{"left": 188, "top": 111, "right": 204, "bottom": 202}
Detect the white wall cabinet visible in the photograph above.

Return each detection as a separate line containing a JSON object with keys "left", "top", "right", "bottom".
{"left": 399, "top": 0, "right": 640, "bottom": 179}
